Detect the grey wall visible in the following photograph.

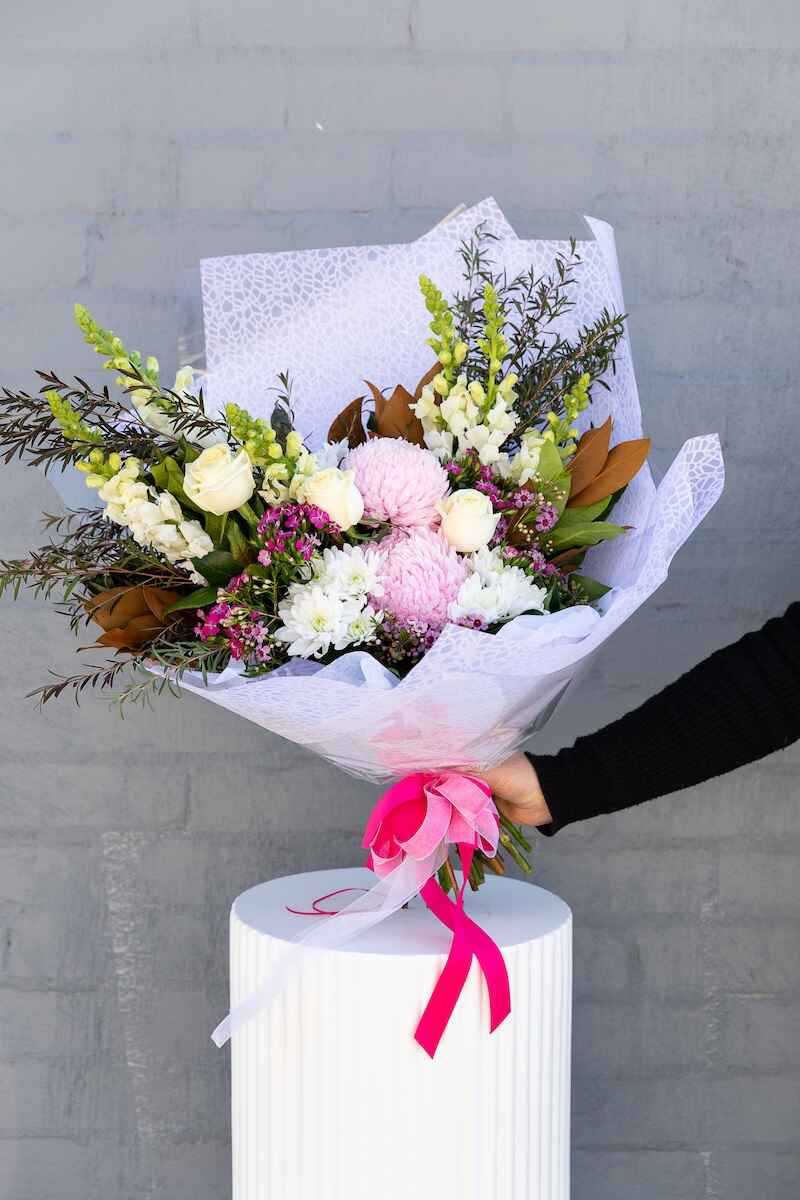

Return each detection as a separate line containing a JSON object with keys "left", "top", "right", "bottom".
{"left": 1, "top": 3, "right": 799, "bottom": 1198}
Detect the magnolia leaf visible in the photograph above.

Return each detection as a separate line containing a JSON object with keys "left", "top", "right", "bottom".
{"left": 566, "top": 416, "right": 612, "bottom": 498}
{"left": 548, "top": 520, "right": 626, "bottom": 553}
{"left": 571, "top": 573, "right": 611, "bottom": 601}
{"left": 327, "top": 395, "right": 366, "bottom": 448}
{"left": 96, "top": 614, "right": 165, "bottom": 651}
{"left": 569, "top": 437, "right": 651, "bottom": 508}
{"left": 536, "top": 439, "right": 566, "bottom": 482}
{"left": 164, "top": 587, "right": 218, "bottom": 615}
{"left": 555, "top": 496, "right": 612, "bottom": 525}
{"left": 366, "top": 380, "right": 425, "bottom": 444}
{"left": 190, "top": 549, "right": 240, "bottom": 588}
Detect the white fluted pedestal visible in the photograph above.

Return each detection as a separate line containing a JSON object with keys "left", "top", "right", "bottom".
{"left": 230, "top": 868, "right": 572, "bottom": 1200}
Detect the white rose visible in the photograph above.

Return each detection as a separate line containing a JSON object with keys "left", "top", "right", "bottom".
{"left": 183, "top": 444, "right": 255, "bottom": 516}
{"left": 436, "top": 488, "right": 500, "bottom": 553}
{"left": 300, "top": 467, "right": 364, "bottom": 531}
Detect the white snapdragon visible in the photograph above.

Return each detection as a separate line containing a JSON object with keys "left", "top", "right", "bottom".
{"left": 96, "top": 458, "right": 212, "bottom": 581}
{"left": 448, "top": 547, "right": 548, "bottom": 626}
{"left": 98, "top": 458, "right": 147, "bottom": 523}
{"left": 412, "top": 371, "right": 518, "bottom": 466}
{"left": 275, "top": 544, "right": 382, "bottom": 658}
{"left": 498, "top": 429, "right": 546, "bottom": 487}
{"left": 130, "top": 365, "right": 222, "bottom": 449}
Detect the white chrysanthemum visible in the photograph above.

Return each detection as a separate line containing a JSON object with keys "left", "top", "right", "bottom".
{"left": 312, "top": 544, "right": 383, "bottom": 599}
{"left": 344, "top": 605, "right": 383, "bottom": 647}
{"left": 313, "top": 439, "right": 349, "bottom": 469}
{"left": 275, "top": 582, "right": 369, "bottom": 659}
{"left": 449, "top": 547, "right": 548, "bottom": 626}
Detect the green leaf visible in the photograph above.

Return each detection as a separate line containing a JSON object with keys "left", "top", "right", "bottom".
{"left": 150, "top": 455, "right": 203, "bottom": 515}
{"left": 548, "top": 520, "right": 626, "bottom": 552}
{"left": 535, "top": 440, "right": 571, "bottom": 515}
{"left": 179, "top": 437, "right": 201, "bottom": 464}
{"left": 226, "top": 519, "right": 251, "bottom": 563}
{"left": 203, "top": 511, "right": 227, "bottom": 546}
{"left": 236, "top": 500, "right": 260, "bottom": 529}
{"left": 536, "top": 439, "right": 567, "bottom": 482}
{"left": 190, "top": 549, "right": 240, "bottom": 587}
{"left": 164, "top": 587, "right": 219, "bottom": 615}
{"left": 571, "top": 573, "right": 611, "bottom": 601}
{"left": 555, "top": 496, "right": 612, "bottom": 525}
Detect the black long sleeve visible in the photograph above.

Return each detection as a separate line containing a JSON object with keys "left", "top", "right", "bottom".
{"left": 531, "top": 602, "right": 800, "bottom": 835}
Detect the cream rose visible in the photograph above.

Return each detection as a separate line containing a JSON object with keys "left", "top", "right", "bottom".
{"left": 183, "top": 444, "right": 255, "bottom": 516}
{"left": 437, "top": 488, "right": 500, "bottom": 553}
{"left": 300, "top": 467, "right": 364, "bottom": 531}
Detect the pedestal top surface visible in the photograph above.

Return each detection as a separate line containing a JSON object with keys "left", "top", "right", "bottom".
{"left": 233, "top": 867, "right": 571, "bottom": 956}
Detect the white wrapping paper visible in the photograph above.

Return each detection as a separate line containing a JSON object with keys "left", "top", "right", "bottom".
{"left": 180, "top": 200, "right": 724, "bottom": 783}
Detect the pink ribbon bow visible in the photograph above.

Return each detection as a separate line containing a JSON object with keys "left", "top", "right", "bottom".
{"left": 362, "top": 772, "right": 511, "bottom": 1058}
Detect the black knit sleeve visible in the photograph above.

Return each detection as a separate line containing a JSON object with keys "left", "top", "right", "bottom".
{"left": 531, "top": 601, "right": 800, "bottom": 835}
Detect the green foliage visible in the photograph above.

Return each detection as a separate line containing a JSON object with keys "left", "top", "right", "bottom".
{"left": 150, "top": 455, "right": 201, "bottom": 514}
{"left": 477, "top": 283, "right": 509, "bottom": 407}
{"left": 226, "top": 402, "right": 279, "bottom": 467}
{"left": 190, "top": 549, "right": 241, "bottom": 587}
{"left": 570, "top": 574, "right": 611, "bottom": 601}
{"left": 164, "top": 587, "right": 219, "bottom": 615}
{"left": 419, "top": 274, "right": 465, "bottom": 384}
{"left": 46, "top": 390, "right": 103, "bottom": 447}
{"left": 74, "top": 303, "right": 159, "bottom": 388}
{"left": 449, "top": 228, "right": 626, "bottom": 440}
{"left": 548, "top": 519, "right": 625, "bottom": 553}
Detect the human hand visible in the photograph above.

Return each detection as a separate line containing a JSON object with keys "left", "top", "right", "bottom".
{"left": 481, "top": 752, "right": 552, "bottom": 828}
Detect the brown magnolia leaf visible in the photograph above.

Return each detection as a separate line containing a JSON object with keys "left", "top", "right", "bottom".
{"left": 365, "top": 379, "right": 425, "bottom": 445}
{"left": 413, "top": 361, "right": 442, "bottom": 400}
{"left": 96, "top": 613, "right": 166, "bottom": 651}
{"left": 141, "top": 586, "right": 184, "bottom": 622}
{"left": 86, "top": 586, "right": 149, "bottom": 631}
{"left": 569, "top": 437, "right": 651, "bottom": 508}
{"left": 327, "top": 395, "right": 366, "bottom": 448}
{"left": 566, "top": 416, "right": 613, "bottom": 501}
{"left": 550, "top": 548, "right": 586, "bottom": 566}
{"left": 86, "top": 585, "right": 185, "bottom": 651}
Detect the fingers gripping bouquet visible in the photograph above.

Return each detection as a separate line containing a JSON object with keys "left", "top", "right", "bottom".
{"left": 0, "top": 200, "right": 723, "bottom": 1053}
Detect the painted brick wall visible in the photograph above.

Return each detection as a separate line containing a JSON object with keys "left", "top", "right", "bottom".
{"left": 1, "top": 3, "right": 798, "bottom": 1197}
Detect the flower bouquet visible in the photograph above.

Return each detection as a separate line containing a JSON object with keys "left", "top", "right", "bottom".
{"left": 0, "top": 199, "right": 723, "bottom": 1052}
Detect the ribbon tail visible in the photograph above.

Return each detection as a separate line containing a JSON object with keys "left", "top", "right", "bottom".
{"left": 415, "top": 844, "right": 511, "bottom": 1057}
{"left": 415, "top": 878, "right": 473, "bottom": 1058}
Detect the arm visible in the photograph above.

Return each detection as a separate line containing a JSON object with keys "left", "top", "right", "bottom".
{"left": 487, "top": 601, "right": 800, "bottom": 834}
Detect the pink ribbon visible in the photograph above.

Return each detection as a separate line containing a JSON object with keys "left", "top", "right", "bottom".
{"left": 362, "top": 772, "right": 511, "bottom": 1058}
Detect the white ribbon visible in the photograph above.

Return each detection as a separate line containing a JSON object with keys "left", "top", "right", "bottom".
{"left": 211, "top": 850, "right": 442, "bottom": 1047}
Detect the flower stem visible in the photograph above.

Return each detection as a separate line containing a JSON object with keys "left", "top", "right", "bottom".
{"left": 499, "top": 831, "right": 533, "bottom": 874}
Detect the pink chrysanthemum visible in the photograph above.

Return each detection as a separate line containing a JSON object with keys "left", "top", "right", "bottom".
{"left": 345, "top": 439, "right": 449, "bottom": 529}
{"left": 373, "top": 528, "right": 468, "bottom": 630}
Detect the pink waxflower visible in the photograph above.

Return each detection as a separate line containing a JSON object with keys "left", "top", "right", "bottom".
{"left": 345, "top": 439, "right": 449, "bottom": 529}
{"left": 374, "top": 528, "right": 468, "bottom": 630}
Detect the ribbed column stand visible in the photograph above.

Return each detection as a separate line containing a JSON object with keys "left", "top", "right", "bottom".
{"left": 230, "top": 868, "right": 571, "bottom": 1200}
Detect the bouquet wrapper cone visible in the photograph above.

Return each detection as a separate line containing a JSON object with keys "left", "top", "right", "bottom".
{"left": 230, "top": 869, "right": 572, "bottom": 1200}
